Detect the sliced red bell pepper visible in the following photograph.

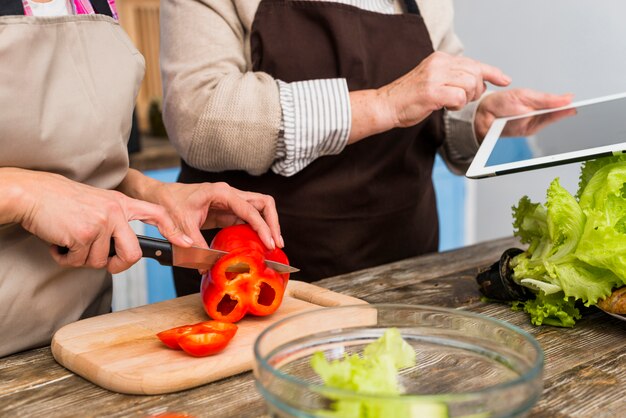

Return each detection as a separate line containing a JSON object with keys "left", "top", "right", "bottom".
{"left": 201, "top": 249, "right": 286, "bottom": 322}
{"left": 200, "top": 225, "right": 291, "bottom": 323}
{"left": 209, "top": 224, "right": 291, "bottom": 286}
{"left": 156, "top": 320, "right": 238, "bottom": 356}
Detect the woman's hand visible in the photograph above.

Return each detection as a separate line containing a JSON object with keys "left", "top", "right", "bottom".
{"left": 474, "top": 89, "right": 574, "bottom": 141}
{"left": 348, "top": 51, "right": 511, "bottom": 143}
{"left": 149, "top": 181, "right": 282, "bottom": 251}
{"left": 117, "top": 169, "right": 282, "bottom": 252}
{"left": 3, "top": 168, "right": 193, "bottom": 274}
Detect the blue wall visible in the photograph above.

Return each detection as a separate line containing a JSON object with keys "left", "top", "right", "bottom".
{"left": 432, "top": 155, "right": 466, "bottom": 251}
{"left": 142, "top": 168, "right": 180, "bottom": 303}
{"left": 144, "top": 159, "right": 466, "bottom": 301}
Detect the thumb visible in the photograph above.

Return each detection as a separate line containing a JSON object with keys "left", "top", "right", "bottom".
{"left": 524, "top": 91, "right": 574, "bottom": 109}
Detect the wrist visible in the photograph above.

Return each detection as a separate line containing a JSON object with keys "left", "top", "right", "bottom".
{"left": 375, "top": 87, "right": 401, "bottom": 130}
{"left": 472, "top": 91, "right": 499, "bottom": 143}
{"left": 117, "top": 169, "right": 162, "bottom": 204}
{"left": 473, "top": 105, "right": 492, "bottom": 142}
{"left": 348, "top": 89, "right": 397, "bottom": 144}
{"left": 0, "top": 168, "right": 38, "bottom": 225}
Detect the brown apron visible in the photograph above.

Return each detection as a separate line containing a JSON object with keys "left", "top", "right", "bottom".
{"left": 174, "top": 0, "right": 444, "bottom": 293}
{"left": 0, "top": 6, "right": 144, "bottom": 356}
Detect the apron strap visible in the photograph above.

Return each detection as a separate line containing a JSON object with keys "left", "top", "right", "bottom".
{"left": 0, "top": 0, "right": 26, "bottom": 16}
{"left": 0, "top": 0, "right": 114, "bottom": 17}
{"left": 403, "top": 0, "right": 420, "bottom": 15}
{"left": 267, "top": 0, "right": 421, "bottom": 16}
{"left": 89, "top": 0, "right": 113, "bottom": 17}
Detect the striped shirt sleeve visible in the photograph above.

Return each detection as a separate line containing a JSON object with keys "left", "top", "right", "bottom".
{"left": 272, "top": 79, "right": 351, "bottom": 176}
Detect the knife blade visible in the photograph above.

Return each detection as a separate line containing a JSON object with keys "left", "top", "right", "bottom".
{"left": 136, "top": 235, "right": 299, "bottom": 273}
{"left": 59, "top": 235, "right": 299, "bottom": 273}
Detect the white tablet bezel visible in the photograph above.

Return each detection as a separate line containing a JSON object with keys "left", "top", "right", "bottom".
{"left": 465, "top": 91, "right": 626, "bottom": 179}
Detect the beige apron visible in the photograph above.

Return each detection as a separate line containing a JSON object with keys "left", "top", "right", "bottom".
{"left": 0, "top": 14, "right": 144, "bottom": 357}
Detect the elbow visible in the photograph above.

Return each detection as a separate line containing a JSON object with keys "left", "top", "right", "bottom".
{"left": 162, "top": 97, "right": 195, "bottom": 168}
{"left": 162, "top": 72, "right": 282, "bottom": 175}
{"left": 163, "top": 99, "right": 279, "bottom": 176}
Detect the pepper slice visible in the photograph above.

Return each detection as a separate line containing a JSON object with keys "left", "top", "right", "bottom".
{"left": 178, "top": 333, "right": 231, "bottom": 357}
{"left": 200, "top": 225, "right": 291, "bottom": 323}
{"left": 156, "top": 325, "right": 195, "bottom": 350}
{"left": 156, "top": 320, "right": 238, "bottom": 355}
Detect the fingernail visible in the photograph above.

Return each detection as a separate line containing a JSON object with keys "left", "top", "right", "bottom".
{"left": 279, "top": 235, "right": 285, "bottom": 248}
{"left": 503, "top": 75, "right": 512, "bottom": 83}
{"left": 270, "top": 237, "right": 276, "bottom": 250}
{"left": 182, "top": 235, "right": 194, "bottom": 245}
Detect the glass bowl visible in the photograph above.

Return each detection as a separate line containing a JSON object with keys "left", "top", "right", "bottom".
{"left": 254, "top": 304, "right": 543, "bottom": 418}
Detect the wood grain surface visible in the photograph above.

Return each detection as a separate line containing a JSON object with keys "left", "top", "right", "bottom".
{"left": 1, "top": 237, "right": 624, "bottom": 417}
{"left": 50, "top": 281, "right": 365, "bottom": 395}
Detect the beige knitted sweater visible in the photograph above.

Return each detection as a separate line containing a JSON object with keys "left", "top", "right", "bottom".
{"left": 161, "top": 0, "right": 477, "bottom": 175}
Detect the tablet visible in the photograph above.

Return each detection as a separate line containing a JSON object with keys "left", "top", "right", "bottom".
{"left": 465, "top": 92, "right": 626, "bottom": 179}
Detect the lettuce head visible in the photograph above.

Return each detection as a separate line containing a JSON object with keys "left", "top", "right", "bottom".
{"left": 510, "top": 155, "right": 626, "bottom": 326}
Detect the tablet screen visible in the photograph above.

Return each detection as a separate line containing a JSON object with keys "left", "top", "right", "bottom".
{"left": 466, "top": 92, "right": 626, "bottom": 178}
{"left": 486, "top": 97, "right": 626, "bottom": 167}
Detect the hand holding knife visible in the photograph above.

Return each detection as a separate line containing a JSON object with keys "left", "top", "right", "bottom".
{"left": 59, "top": 235, "right": 298, "bottom": 273}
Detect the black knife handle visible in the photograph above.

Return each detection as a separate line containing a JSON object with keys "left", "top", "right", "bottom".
{"left": 135, "top": 235, "right": 174, "bottom": 266}
{"left": 58, "top": 235, "right": 174, "bottom": 266}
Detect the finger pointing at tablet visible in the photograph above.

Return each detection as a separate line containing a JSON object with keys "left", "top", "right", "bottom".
{"left": 383, "top": 52, "right": 511, "bottom": 123}
{"left": 348, "top": 51, "right": 511, "bottom": 144}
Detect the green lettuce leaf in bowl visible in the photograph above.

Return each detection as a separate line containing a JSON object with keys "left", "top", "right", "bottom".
{"left": 310, "top": 328, "right": 448, "bottom": 418}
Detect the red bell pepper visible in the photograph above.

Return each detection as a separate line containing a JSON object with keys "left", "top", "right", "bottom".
{"left": 156, "top": 320, "right": 238, "bottom": 356}
{"left": 201, "top": 225, "right": 290, "bottom": 323}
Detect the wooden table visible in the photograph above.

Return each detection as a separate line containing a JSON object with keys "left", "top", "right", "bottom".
{"left": 1, "top": 237, "right": 624, "bottom": 417}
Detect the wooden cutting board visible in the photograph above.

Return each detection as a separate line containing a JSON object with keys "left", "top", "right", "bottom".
{"left": 51, "top": 281, "right": 365, "bottom": 395}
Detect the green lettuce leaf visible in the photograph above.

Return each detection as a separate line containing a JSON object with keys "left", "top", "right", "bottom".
{"left": 511, "top": 179, "right": 584, "bottom": 286}
{"left": 579, "top": 161, "right": 626, "bottom": 213}
{"left": 511, "top": 292, "right": 581, "bottom": 328}
{"left": 544, "top": 178, "right": 585, "bottom": 262}
{"left": 363, "top": 327, "right": 416, "bottom": 370}
{"left": 311, "top": 351, "right": 399, "bottom": 396}
{"left": 552, "top": 260, "right": 620, "bottom": 306}
{"left": 311, "top": 328, "right": 448, "bottom": 418}
{"left": 512, "top": 196, "right": 548, "bottom": 253}
{"left": 576, "top": 154, "right": 626, "bottom": 199}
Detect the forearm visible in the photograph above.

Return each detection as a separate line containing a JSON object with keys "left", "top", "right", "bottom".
{"left": 272, "top": 83, "right": 398, "bottom": 176}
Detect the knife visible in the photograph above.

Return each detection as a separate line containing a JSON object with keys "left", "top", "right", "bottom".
{"left": 59, "top": 235, "right": 299, "bottom": 273}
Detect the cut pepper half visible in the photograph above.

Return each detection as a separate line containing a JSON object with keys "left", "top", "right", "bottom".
{"left": 201, "top": 247, "right": 288, "bottom": 323}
